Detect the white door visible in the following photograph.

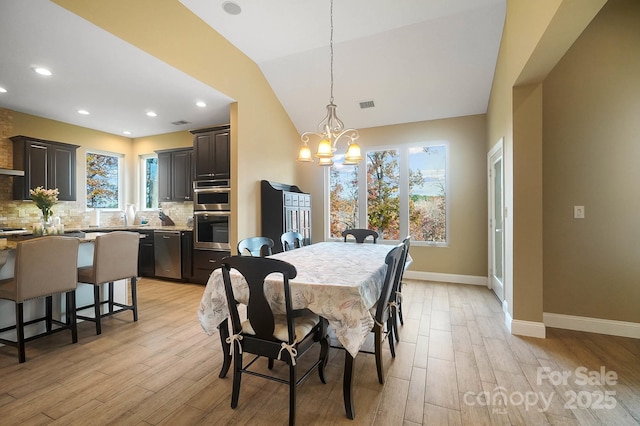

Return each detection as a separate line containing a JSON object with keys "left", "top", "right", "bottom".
{"left": 488, "top": 144, "right": 504, "bottom": 301}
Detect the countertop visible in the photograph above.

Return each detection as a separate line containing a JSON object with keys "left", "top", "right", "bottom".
{"left": 0, "top": 225, "right": 193, "bottom": 238}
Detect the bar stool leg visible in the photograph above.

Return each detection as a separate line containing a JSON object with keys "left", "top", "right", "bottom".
{"left": 131, "top": 277, "right": 138, "bottom": 321}
{"left": 16, "top": 302, "right": 26, "bottom": 363}
{"left": 93, "top": 285, "right": 102, "bottom": 335}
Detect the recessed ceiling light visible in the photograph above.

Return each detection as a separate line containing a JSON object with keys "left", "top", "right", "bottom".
{"left": 123, "top": 131, "right": 132, "bottom": 135}
{"left": 222, "top": 1, "right": 241, "bottom": 15}
{"left": 77, "top": 109, "right": 90, "bottom": 115}
{"left": 0, "top": 87, "right": 7, "bottom": 93}
{"left": 33, "top": 67, "right": 52, "bottom": 76}
{"left": 146, "top": 111, "right": 157, "bottom": 117}
{"left": 196, "top": 101, "right": 207, "bottom": 108}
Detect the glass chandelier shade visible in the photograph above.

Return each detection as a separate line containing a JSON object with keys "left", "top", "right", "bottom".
{"left": 297, "top": 0, "right": 362, "bottom": 166}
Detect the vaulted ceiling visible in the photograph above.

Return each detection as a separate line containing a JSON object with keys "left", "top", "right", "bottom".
{"left": 0, "top": 0, "right": 505, "bottom": 138}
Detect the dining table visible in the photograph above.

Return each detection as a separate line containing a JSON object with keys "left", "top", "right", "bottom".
{"left": 198, "top": 241, "right": 408, "bottom": 420}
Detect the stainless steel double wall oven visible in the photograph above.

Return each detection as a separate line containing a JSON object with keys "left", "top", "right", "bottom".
{"left": 193, "top": 179, "right": 230, "bottom": 250}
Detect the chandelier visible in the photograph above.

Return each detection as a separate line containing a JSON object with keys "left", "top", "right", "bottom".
{"left": 297, "top": 0, "right": 362, "bottom": 166}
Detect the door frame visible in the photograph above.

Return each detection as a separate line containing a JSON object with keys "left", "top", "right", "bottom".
{"left": 487, "top": 139, "right": 504, "bottom": 301}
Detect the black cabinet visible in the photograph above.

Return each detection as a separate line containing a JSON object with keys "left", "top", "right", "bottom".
{"left": 181, "top": 230, "right": 193, "bottom": 280}
{"left": 192, "top": 249, "right": 228, "bottom": 284}
{"left": 138, "top": 230, "right": 155, "bottom": 277}
{"left": 192, "top": 126, "right": 230, "bottom": 180}
{"left": 11, "top": 135, "right": 79, "bottom": 201}
{"left": 261, "top": 180, "right": 312, "bottom": 253}
{"left": 156, "top": 148, "right": 194, "bottom": 202}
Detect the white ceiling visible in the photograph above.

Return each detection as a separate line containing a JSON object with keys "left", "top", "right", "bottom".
{"left": 0, "top": 0, "right": 505, "bottom": 138}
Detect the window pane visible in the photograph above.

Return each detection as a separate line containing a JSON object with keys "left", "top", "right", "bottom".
{"left": 86, "top": 152, "right": 119, "bottom": 208}
{"left": 145, "top": 157, "right": 158, "bottom": 209}
{"left": 409, "top": 145, "right": 447, "bottom": 242}
{"left": 329, "top": 156, "right": 359, "bottom": 238}
{"left": 367, "top": 150, "right": 400, "bottom": 240}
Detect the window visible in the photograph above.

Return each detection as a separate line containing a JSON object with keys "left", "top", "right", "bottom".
{"left": 141, "top": 155, "right": 158, "bottom": 209}
{"left": 86, "top": 151, "right": 122, "bottom": 209}
{"left": 328, "top": 143, "right": 448, "bottom": 245}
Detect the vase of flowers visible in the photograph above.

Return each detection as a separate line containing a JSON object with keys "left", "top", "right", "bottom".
{"left": 30, "top": 186, "right": 59, "bottom": 233}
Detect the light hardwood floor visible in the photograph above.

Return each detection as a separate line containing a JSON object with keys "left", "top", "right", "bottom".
{"left": 0, "top": 278, "right": 639, "bottom": 425}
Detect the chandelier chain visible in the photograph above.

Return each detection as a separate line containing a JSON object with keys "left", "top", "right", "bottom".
{"left": 329, "top": 0, "right": 334, "bottom": 104}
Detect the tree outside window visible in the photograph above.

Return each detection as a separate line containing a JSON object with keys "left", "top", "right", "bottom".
{"left": 86, "top": 152, "right": 120, "bottom": 209}
{"left": 143, "top": 156, "right": 158, "bottom": 209}
{"left": 329, "top": 144, "right": 447, "bottom": 244}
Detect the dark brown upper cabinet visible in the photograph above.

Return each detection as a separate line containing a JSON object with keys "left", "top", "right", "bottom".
{"left": 156, "top": 147, "right": 194, "bottom": 202}
{"left": 192, "top": 126, "right": 230, "bottom": 180}
{"left": 11, "top": 135, "right": 79, "bottom": 201}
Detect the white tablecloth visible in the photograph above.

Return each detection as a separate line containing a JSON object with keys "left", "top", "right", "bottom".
{"left": 198, "top": 241, "right": 402, "bottom": 357}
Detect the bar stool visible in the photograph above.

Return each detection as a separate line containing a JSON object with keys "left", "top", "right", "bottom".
{"left": 76, "top": 231, "right": 139, "bottom": 334}
{"left": 0, "top": 236, "right": 80, "bottom": 363}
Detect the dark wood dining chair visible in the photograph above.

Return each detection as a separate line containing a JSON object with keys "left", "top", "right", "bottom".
{"left": 342, "top": 228, "right": 379, "bottom": 244}
{"left": 367, "top": 243, "right": 404, "bottom": 384}
{"left": 280, "top": 231, "right": 304, "bottom": 251}
{"left": 391, "top": 236, "right": 411, "bottom": 343}
{"left": 0, "top": 236, "right": 80, "bottom": 363}
{"left": 237, "top": 236, "right": 274, "bottom": 257}
{"left": 220, "top": 255, "right": 329, "bottom": 426}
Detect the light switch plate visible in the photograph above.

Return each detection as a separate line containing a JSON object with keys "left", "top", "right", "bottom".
{"left": 574, "top": 205, "right": 585, "bottom": 219}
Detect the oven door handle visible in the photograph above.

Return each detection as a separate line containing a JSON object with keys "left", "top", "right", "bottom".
{"left": 194, "top": 211, "right": 230, "bottom": 216}
{"left": 193, "top": 187, "right": 230, "bottom": 194}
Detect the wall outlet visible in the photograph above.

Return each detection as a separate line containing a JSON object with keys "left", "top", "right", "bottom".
{"left": 574, "top": 205, "right": 585, "bottom": 219}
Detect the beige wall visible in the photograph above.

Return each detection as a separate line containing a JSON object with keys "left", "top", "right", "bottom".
{"left": 486, "top": 0, "right": 606, "bottom": 324}
{"left": 542, "top": 0, "right": 640, "bottom": 323}
{"left": 298, "top": 115, "right": 488, "bottom": 277}
{"left": 54, "top": 0, "right": 300, "bottom": 249}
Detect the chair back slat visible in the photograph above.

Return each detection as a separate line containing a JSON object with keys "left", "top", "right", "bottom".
{"left": 342, "top": 228, "right": 379, "bottom": 243}
{"left": 221, "top": 256, "right": 297, "bottom": 343}
{"left": 280, "top": 231, "right": 304, "bottom": 251}
{"left": 237, "top": 237, "right": 274, "bottom": 256}
{"left": 393, "top": 236, "right": 411, "bottom": 294}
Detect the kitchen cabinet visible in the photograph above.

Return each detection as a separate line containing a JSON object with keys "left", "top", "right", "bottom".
{"left": 261, "top": 180, "right": 312, "bottom": 253}
{"left": 156, "top": 148, "right": 194, "bottom": 202}
{"left": 11, "top": 135, "right": 79, "bottom": 201}
{"left": 138, "top": 230, "right": 155, "bottom": 277}
{"left": 192, "top": 126, "right": 230, "bottom": 180}
{"left": 181, "top": 230, "right": 193, "bottom": 280}
{"left": 192, "top": 249, "right": 229, "bottom": 284}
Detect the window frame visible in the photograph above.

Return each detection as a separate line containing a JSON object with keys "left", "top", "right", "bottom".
{"left": 85, "top": 149, "right": 124, "bottom": 211}
{"left": 139, "top": 153, "right": 158, "bottom": 211}
{"left": 325, "top": 141, "right": 449, "bottom": 247}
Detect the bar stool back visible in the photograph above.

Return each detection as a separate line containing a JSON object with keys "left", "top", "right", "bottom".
{"left": 0, "top": 236, "right": 80, "bottom": 363}
{"left": 77, "top": 231, "right": 139, "bottom": 334}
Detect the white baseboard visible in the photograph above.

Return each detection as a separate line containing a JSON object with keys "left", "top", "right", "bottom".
{"left": 511, "top": 319, "right": 546, "bottom": 338}
{"left": 404, "top": 270, "right": 487, "bottom": 286}
{"left": 502, "top": 307, "right": 546, "bottom": 338}
{"left": 544, "top": 312, "right": 640, "bottom": 339}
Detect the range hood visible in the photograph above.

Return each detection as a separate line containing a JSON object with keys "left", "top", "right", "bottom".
{"left": 0, "top": 168, "right": 24, "bottom": 176}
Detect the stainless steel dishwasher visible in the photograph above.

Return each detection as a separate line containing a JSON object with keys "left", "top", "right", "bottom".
{"left": 154, "top": 230, "right": 182, "bottom": 279}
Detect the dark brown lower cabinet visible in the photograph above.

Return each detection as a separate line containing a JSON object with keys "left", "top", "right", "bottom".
{"left": 191, "top": 249, "right": 229, "bottom": 284}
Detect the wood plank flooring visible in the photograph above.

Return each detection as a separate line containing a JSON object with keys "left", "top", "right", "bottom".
{"left": 0, "top": 278, "right": 639, "bottom": 425}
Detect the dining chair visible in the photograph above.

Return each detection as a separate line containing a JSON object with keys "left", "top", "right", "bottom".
{"left": 367, "top": 243, "right": 404, "bottom": 384}
{"left": 76, "top": 231, "right": 139, "bottom": 335}
{"left": 237, "top": 236, "right": 274, "bottom": 257}
{"left": 391, "top": 236, "right": 411, "bottom": 343}
{"left": 342, "top": 228, "right": 379, "bottom": 244}
{"left": 280, "top": 231, "right": 304, "bottom": 252}
{"left": 220, "top": 255, "right": 329, "bottom": 426}
{"left": 0, "top": 236, "right": 80, "bottom": 363}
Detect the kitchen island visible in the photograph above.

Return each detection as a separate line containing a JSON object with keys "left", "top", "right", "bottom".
{"left": 0, "top": 233, "right": 128, "bottom": 341}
